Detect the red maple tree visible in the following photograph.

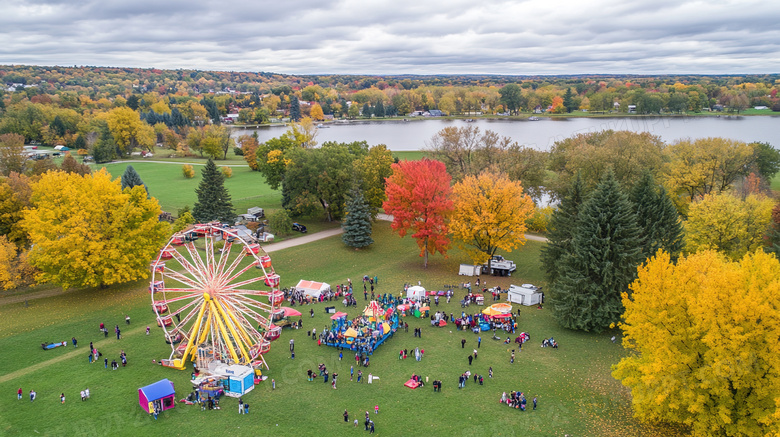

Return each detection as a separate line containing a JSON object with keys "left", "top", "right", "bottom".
{"left": 383, "top": 159, "right": 453, "bottom": 268}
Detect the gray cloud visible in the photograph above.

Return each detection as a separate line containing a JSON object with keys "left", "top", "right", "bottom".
{"left": 0, "top": 0, "right": 778, "bottom": 74}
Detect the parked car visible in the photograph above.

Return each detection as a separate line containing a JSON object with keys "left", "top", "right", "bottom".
{"left": 292, "top": 223, "right": 307, "bottom": 233}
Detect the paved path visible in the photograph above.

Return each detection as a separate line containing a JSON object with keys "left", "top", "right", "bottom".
{"left": 261, "top": 228, "right": 343, "bottom": 252}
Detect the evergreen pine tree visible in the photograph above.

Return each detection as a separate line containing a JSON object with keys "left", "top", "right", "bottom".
{"left": 631, "top": 171, "right": 684, "bottom": 261}
{"left": 120, "top": 164, "right": 149, "bottom": 196}
{"left": 562, "top": 88, "right": 574, "bottom": 113}
{"left": 552, "top": 170, "right": 643, "bottom": 332}
{"left": 192, "top": 159, "right": 235, "bottom": 223}
{"left": 374, "top": 101, "right": 385, "bottom": 118}
{"left": 342, "top": 186, "right": 374, "bottom": 249}
{"left": 289, "top": 96, "right": 301, "bottom": 121}
{"left": 540, "top": 173, "right": 586, "bottom": 286}
{"left": 362, "top": 103, "right": 371, "bottom": 118}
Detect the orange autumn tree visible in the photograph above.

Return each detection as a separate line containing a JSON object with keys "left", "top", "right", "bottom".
{"left": 383, "top": 159, "right": 453, "bottom": 268}
{"left": 613, "top": 250, "right": 780, "bottom": 437}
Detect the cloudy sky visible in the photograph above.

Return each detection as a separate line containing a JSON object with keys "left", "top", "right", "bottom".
{"left": 1, "top": 0, "right": 778, "bottom": 75}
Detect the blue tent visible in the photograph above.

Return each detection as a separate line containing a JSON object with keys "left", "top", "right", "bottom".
{"left": 138, "top": 379, "right": 176, "bottom": 413}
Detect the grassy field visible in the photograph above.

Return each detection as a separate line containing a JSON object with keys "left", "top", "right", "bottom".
{"left": 0, "top": 220, "right": 685, "bottom": 437}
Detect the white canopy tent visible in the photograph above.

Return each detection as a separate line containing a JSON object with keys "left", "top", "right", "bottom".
{"left": 406, "top": 286, "right": 426, "bottom": 300}
{"left": 295, "top": 280, "right": 331, "bottom": 299}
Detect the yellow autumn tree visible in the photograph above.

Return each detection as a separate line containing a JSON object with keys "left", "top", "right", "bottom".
{"left": 0, "top": 236, "right": 18, "bottom": 289}
{"left": 450, "top": 171, "right": 534, "bottom": 265}
{"left": 613, "top": 250, "right": 780, "bottom": 437}
{"left": 22, "top": 169, "right": 170, "bottom": 289}
{"left": 103, "top": 107, "right": 155, "bottom": 154}
{"left": 310, "top": 103, "right": 325, "bottom": 121}
{"left": 354, "top": 144, "right": 394, "bottom": 219}
{"left": 685, "top": 192, "right": 774, "bottom": 260}
{"left": 662, "top": 138, "right": 755, "bottom": 213}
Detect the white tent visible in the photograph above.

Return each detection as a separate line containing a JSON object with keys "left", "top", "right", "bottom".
{"left": 507, "top": 284, "right": 542, "bottom": 306}
{"left": 406, "top": 286, "right": 426, "bottom": 300}
{"left": 295, "top": 280, "right": 331, "bottom": 299}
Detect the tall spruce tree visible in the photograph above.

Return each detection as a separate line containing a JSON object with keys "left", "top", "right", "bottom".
{"left": 541, "top": 173, "right": 587, "bottom": 286}
{"left": 289, "top": 96, "right": 301, "bottom": 121}
{"left": 192, "top": 159, "right": 235, "bottom": 223}
{"left": 120, "top": 165, "right": 149, "bottom": 197}
{"left": 631, "top": 171, "right": 684, "bottom": 260}
{"left": 552, "top": 170, "right": 643, "bottom": 332}
{"left": 342, "top": 186, "right": 374, "bottom": 249}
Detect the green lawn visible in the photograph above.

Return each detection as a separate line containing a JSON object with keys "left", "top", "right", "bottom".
{"left": 0, "top": 222, "right": 684, "bottom": 437}
{"left": 95, "top": 162, "right": 282, "bottom": 216}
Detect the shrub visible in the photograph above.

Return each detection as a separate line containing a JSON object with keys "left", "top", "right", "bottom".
{"left": 182, "top": 164, "right": 195, "bottom": 179}
{"left": 233, "top": 146, "right": 244, "bottom": 156}
{"left": 221, "top": 166, "right": 233, "bottom": 178}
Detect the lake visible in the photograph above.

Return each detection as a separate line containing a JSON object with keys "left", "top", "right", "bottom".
{"left": 231, "top": 115, "right": 780, "bottom": 151}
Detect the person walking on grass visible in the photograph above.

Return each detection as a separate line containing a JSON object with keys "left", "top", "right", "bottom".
{"left": 344, "top": 409, "right": 349, "bottom": 423}
{"left": 468, "top": 354, "right": 473, "bottom": 365}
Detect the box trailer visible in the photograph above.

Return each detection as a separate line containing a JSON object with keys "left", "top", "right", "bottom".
{"left": 458, "top": 264, "right": 481, "bottom": 276}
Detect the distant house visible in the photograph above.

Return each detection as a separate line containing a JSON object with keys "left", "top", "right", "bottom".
{"left": 712, "top": 104, "right": 724, "bottom": 111}
{"left": 627, "top": 105, "right": 637, "bottom": 114}
{"left": 754, "top": 106, "right": 769, "bottom": 110}
{"left": 613, "top": 101, "right": 620, "bottom": 110}
{"left": 426, "top": 110, "right": 444, "bottom": 117}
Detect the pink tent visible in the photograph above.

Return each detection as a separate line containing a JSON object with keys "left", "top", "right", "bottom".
{"left": 281, "top": 307, "right": 302, "bottom": 317}
{"left": 330, "top": 312, "right": 348, "bottom": 320}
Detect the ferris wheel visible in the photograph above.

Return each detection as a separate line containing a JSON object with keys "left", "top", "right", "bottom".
{"left": 149, "top": 223, "right": 283, "bottom": 371}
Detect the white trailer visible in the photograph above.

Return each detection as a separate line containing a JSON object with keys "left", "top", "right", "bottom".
{"left": 507, "top": 284, "right": 543, "bottom": 306}
{"left": 458, "top": 264, "right": 481, "bottom": 276}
